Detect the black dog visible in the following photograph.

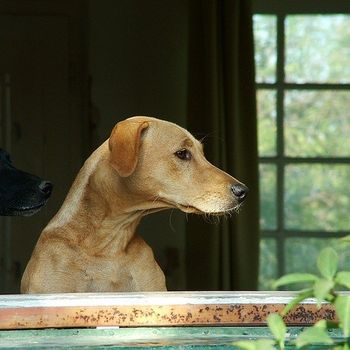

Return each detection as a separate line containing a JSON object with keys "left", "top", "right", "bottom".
{"left": 0, "top": 149, "right": 53, "bottom": 216}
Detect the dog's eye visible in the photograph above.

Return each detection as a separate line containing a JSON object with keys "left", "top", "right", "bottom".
{"left": 175, "top": 149, "right": 192, "bottom": 161}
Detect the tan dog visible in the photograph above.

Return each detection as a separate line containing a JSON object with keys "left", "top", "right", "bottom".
{"left": 21, "top": 117, "right": 248, "bottom": 293}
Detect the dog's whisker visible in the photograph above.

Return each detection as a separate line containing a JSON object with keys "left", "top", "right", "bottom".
{"left": 168, "top": 209, "right": 176, "bottom": 233}
{"left": 233, "top": 203, "right": 243, "bottom": 214}
{"left": 151, "top": 195, "right": 160, "bottom": 205}
{"left": 197, "top": 131, "right": 219, "bottom": 145}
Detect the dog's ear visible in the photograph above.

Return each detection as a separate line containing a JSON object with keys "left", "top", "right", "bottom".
{"left": 109, "top": 119, "right": 149, "bottom": 177}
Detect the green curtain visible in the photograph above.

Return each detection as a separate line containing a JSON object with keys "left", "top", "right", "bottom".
{"left": 186, "top": 0, "right": 259, "bottom": 290}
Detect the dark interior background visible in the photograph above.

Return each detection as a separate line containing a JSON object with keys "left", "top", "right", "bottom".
{"left": 0, "top": 0, "right": 189, "bottom": 293}
{"left": 0, "top": 0, "right": 260, "bottom": 294}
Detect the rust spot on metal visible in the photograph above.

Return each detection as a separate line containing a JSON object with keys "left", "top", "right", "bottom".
{"left": 0, "top": 301, "right": 338, "bottom": 330}
{"left": 213, "top": 315, "right": 221, "bottom": 322}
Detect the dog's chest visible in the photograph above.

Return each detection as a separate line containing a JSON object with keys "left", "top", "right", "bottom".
{"left": 79, "top": 258, "right": 134, "bottom": 292}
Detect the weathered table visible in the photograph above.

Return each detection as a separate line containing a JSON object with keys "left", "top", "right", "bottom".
{"left": 0, "top": 291, "right": 345, "bottom": 349}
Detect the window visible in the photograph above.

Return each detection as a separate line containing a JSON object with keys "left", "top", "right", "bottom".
{"left": 253, "top": 1, "right": 350, "bottom": 290}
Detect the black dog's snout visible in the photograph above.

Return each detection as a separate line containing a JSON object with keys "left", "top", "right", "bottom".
{"left": 39, "top": 181, "right": 53, "bottom": 196}
{"left": 231, "top": 183, "right": 249, "bottom": 202}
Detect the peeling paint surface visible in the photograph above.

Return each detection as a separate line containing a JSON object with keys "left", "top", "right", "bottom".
{"left": 0, "top": 292, "right": 342, "bottom": 330}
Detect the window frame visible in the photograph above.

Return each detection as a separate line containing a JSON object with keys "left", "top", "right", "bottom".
{"left": 253, "top": 0, "right": 350, "bottom": 280}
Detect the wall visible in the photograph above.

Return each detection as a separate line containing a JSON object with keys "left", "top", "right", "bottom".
{"left": 88, "top": 0, "right": 189, "bottom": 289}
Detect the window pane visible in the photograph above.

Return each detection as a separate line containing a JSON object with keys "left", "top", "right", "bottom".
{"left": 253, "top": 15, "right": 276, "bottom": 83}
{"left": 260, "top": 164, "right": 277, "bottom": 230}
{"left": 257, "top": 89, "right": 277, "bottom": 156}
{"left": 285, "top": 90, "right": 350, "bottom": 157}
{"left": 286, "top": 15, "right": 350, "bottom": 83}
{"left": 285, "top": 238, "right": 350, "bottom": 278}
{"left": 285, "top": 165, "right": 350, "bottom": 231}
{"left": 259, "top": 238, "right": 277, "bottom": 290}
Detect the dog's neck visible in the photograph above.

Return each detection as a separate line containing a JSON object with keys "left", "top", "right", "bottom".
{"left": 45, "top": 143, "right": 149, "bottom": 255}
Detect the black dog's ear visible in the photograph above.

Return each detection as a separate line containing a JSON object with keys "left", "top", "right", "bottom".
{"left": 108, "top": 119, "right": 149, "bottom": 177}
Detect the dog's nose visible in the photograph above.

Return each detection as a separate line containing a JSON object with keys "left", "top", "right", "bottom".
{"left": 39, "top": 181, "right": 53, "bottom": 196}
{"left": 231, "top": 183, "right": 249, "bottom": 202}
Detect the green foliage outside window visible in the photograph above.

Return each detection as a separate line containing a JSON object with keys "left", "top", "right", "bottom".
{"left": 254, "top": 14, "right": 350, "bottom": 290}
{"left": 234, "top": 240, "right": 350, "bottom": 349}
{"left": 286, "top": 15, "right": 350, "bottom": 83}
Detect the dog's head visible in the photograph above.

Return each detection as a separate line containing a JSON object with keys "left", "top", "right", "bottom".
{"left": 108, "top": 117, "right": 248, "bottom": 215}
{"left": 0, "top": 149, "right": 53, "bottom": 216}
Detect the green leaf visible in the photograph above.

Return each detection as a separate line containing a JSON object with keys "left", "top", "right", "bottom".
{"left": 335, "top": 296, "right": 350, "bottom": 337}
{"left": 273, "top": 273, "right": 319, "bottom": 289}
{"left": 281, "top": 288, "right": 314, "bottom": 316}
{"left": 331, "top": 346, "right": 348, "bottom": 350}
{"left": 335, "top": 271, "right": 350, "bottom": 290}
{"left": 313, "top": 319, "right": 328, "bottom": 329}
{"left": 295, "top": 325, "right": 334, "bottom": 348}
{"left": 313, "top": 278, "right": 335, "bottom": 306}
{"left": 232, "top": 341, "right": 256, "bottom": 350}
{"left": 233, "top": 339, "right": 276, "bottom": 350}
{"left": 267, "top": 313, "right": 286, "bottom": 349}
{"left": 317, "top": 247, "right": 339, "bottom": 280}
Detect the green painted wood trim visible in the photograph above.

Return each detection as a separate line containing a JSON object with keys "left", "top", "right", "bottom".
{"left": 0, "top": 326, "right": 345, "bottom": 349}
